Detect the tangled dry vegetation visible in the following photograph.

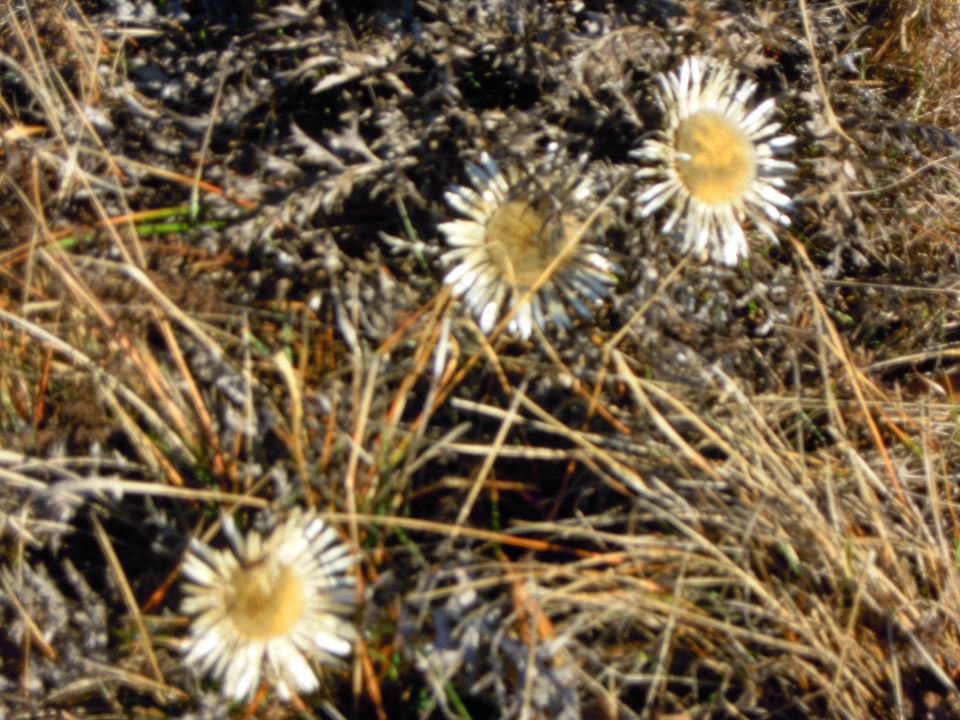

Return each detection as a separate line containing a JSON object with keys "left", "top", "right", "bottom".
{"left": 3, "top": 0, "right": 960, "bottom": 718}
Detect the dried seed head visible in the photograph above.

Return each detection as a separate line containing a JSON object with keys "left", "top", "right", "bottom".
{"left": 633, "top": 56, "right": 796, "bottom": 266}
{"left": 180, "top": 512, "right": 356, "bottom": 701}
{"left": 439, "top": 152, "right": 619, "bottom": 338}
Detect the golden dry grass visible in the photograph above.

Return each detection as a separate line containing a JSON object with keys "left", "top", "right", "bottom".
{"left": 3, "top": 1, "right": 960, "bottom": 718}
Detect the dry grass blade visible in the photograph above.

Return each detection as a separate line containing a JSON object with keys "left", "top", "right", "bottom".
{"left": 797, "top": 0, "right": 861, "bottom": 152}
{"left": 445, "top": 379, "right": 527, "bottom": 546}
{"left": 89, "top": 513, "right": 163, "bottom": 684}
{"left": 77, "top": 660, "right": 189, "bottom": 702}
{"left": 0, "top": 570, "right": 60, "bottom": 662}
{"left": 42, "top": 477, "right": 269, "bottom": 507}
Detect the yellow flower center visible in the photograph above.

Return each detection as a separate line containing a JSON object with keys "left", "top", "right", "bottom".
{"left": 226, "top": 561, "right": 304, "bottom": 640}
{"left": 484, "top": 200, "right": 571, "bottom": 289}
{"left": 674, "top": 110, "right": 756, "bottom": 206}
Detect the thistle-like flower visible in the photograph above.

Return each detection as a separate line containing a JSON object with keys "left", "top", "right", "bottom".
{"left": 438, "top": 152, "right": 618, "bottom": 339}
{"left": 632, "top": 56, "right": 796, "bottom": 265}
{"left": 180, "top": 511, "right": 356, "bottom": 701}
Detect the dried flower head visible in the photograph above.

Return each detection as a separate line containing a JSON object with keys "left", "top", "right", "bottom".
{"left": 180, "top": 511, "right": 356, "bottom": 701}
{"left": 439, "top": 152, "right": 619, "bottom": 339}
{"left": 632, "top": 56, "right": 796, "bottom": 265}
